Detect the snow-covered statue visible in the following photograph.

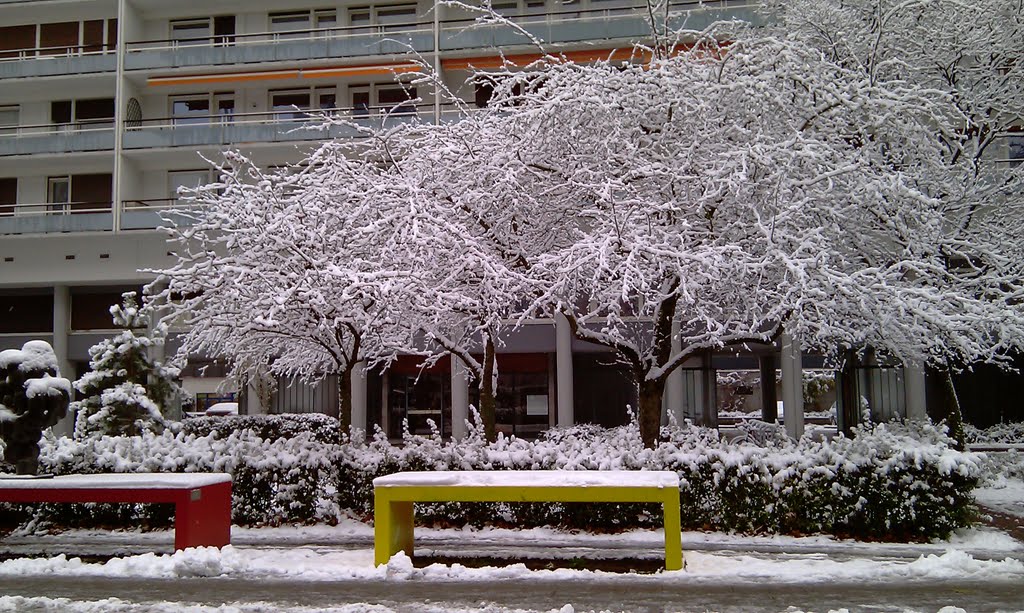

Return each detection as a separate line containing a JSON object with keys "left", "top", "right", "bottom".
{"left": 0, "top": 341, "right": 72, "bottom": 475}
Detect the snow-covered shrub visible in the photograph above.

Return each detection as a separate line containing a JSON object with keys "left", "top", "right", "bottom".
{"left": 72, "top": 293, "right": 180, "bottom": 439}
{"left": 180, "top": 413, "right": 342, "bottom": 446}
{"left": 964, "top": 422, "right": 1024, "bottom": 445}
{"left": 12, "top": 419, "right": 979, "bottom": 540}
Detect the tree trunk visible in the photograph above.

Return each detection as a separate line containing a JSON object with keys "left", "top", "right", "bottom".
{"left": 337, "top": 367, "right": 352, "bottom": 434}
{"left": 638, "top": 378, "right": 665, "bottom": 449}
{"left": 928, "top": 366, "right": 966, "bottom": 451}
{"left": 479, "top": 335, "right": 497, "bottom": 442}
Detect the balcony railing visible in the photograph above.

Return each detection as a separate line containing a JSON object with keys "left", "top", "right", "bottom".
{"left": 0, "top": 119, "right": 115, "bottom": 156}
{"left": 0, "top": 199, "right": 197, "bottom": 235}
{"left": 0, "top": 42, "right": 117, "bottom": 79}
{"left": 125, "top": 21, "right": 431, "bottom": 52}
{"left": 122, "top": 105, "right": 436, "bottom": 149}
{"left": 0, "top": 201, "right": 114, "bottom": 235}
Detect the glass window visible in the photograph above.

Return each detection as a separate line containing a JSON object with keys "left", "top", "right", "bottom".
{"left": 349, "top": 9, "right": 372, "bottom": 32}
{"left": 0, "top": 177, "right": 16, "bottom": 216}
{"left": 271, "top": 90, "right": 311, "bottom": 120}
{"left": 378, "top": 5, "right": 417, "bottom": 31}
{"left": 0, "top": 106, "right": 17, "bottom": 135}
{"left": 47, "top": 176, "right": 71, "bottom": 213}
{"left": 1009, "top": 134, "right": 1024, "bottom": 166}
{"left": 315, "top": 9, "right": 338, "bottom": 30}
{"left": 170, "top": 97, "right": 211, "bottom": 125}
{"left": 215, "top": 94, "right": 235, "bottom": 122}
{"left": 351, "top": 89, "right": 371, "bottom": 116}
{"left": 270, "top": 11, "right": 311, "bottom": 39}
{"left": 315, "top": 87, "right": 337, "bottom": 112}
{"left": 378, "top": 86, "right": 417, "bottom": 115}
{"left": 169, "top": 170, "right": 211, "bottom": 202}
{"left": 171, "top": 19, "right": 212, "bottom": 46}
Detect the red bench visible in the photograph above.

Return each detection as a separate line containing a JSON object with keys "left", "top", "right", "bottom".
{"left": 0, "top": 473, "right": 232, "bottom": 551}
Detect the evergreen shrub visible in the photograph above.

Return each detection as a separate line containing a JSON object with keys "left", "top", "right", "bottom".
{"left": 10, "top": 417, "right": 981, "bottom": 541}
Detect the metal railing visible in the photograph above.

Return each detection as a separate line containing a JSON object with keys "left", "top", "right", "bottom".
{"left": 0, "top": 118, "right": 114, "bottom": 138}
{"left": 440, "top": 0, "right": 755, "bottom": 27}
{"left": 124, "top": 104, "right": 437, "bottom": 130}
{"left": 0, "top": 42, "right": 116, "bottom": 62}
{"left": 125, "top": 21, "right": 432, "bottom": 53}
{"left": 0, "top": 201, "right": 113, "bottom": 217}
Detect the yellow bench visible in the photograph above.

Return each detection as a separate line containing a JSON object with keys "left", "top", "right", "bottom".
{"left": 373, "top": 470, "right": 683, "bottom": 570}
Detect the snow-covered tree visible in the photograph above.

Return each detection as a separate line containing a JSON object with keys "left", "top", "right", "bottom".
{"left": 73, "top": 293, "right": 180, "bottom": 439}
{"left": 153, "top": 149, "right": 419, "bottom": 430}
{"left": 762, "top": 0, "right": 1024, "bottom": 440}
{"left": 417, "top": 23, "right": 1024, "bottom": 447}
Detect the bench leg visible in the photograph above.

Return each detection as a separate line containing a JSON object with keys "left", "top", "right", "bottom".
{"left": 663, "top": 494, "right": 684, "bottom": 571}
{"left": 174, "top": 482, "right": 232, "bottom": 551}
{"left": 374, "top": 496, "right": 414, "bottom": 566}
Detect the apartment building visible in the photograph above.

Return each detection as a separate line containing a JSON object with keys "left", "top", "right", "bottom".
{"left": 2, "top": 0, "right": 1016, "bottom": 438}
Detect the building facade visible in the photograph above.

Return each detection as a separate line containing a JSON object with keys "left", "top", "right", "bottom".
{"left": 1, "top": 0, "right": 1017, "bottom": 438}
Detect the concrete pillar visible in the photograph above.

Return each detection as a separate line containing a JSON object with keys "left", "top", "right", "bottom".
{"left": 780, "top": 331, "right": 804, "bottom": 439}
{"left": 555, "top": 312, "right": 574, "bottom": 427}
{"left": 694, "top": 350, "right": 717, "bottom": 428}
{"left": 663, "top": 319, "right": 685, "bottom": 426}
{"left": 52, "top": 285, "right": 74, "bottom": 437}
{"left": 904, "top": 360, "right": 928, "bottom": 421}
{"left": 451, "top": 356, "right": 470, "bottom": 439}
{"left": 351, "top": 360, "right": 367, "bottom": 439}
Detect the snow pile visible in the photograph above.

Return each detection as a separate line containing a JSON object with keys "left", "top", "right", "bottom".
{"left": 25, "top": 417, "right": 980, "bottom": 540}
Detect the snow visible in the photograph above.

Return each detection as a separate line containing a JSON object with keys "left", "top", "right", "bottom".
{"left": 24, "top": 374, "right": 73, "bottom": 399}
{"left": 374, "top": 470, "right": 680, "bottom": 489}
{"left": 0, "top": 537, "right": 1020, "bottom": 586}
{"left": 0, "top": 472, "right": 231, "bottom": 490}
{"left": 974, "top": 477, "right": 1024, "bottom": 519}
{"left": 0, "top": 341, "right": 59, "bottom": 374}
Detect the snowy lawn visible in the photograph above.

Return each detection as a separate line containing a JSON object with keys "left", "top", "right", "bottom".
{"left": 975, "top": 476, "right": 1024, "bottom": 518}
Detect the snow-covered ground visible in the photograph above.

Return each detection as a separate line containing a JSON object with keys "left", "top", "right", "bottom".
{"left": 2, "top": 481, "right": 1023, "bottom": 612}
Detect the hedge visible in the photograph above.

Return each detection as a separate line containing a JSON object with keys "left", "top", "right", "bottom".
{"left": 2, "top": 416, "right": 982, "bottom": 541}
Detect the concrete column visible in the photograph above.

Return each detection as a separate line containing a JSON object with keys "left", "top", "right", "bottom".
{"left": 780, "top": 331, "right": 804, "bottom": 439}
{"left": 555, "top": 312, "right": 574, "bottom": 427}
{"left": 451, "top": 356, "right": 470, "bottom": 439}
{"left": 696, "top": 350, "right": 717, "bottom": 428}
{"left": 904, "top": 360, "right": 928, "bottom": 421}
{"left": 351, "top": 360, "right": 367, "bottom": 439}
{"left": 244, "top": 379, "right": 262, "bottom": 416}
{"left": 52, "top": 285, "right": 74, "bottom": 437}
{"left": 663, "top": 319, "right": 685, "bottom": 426}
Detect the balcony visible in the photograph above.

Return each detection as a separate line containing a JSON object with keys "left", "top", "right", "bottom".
{"left": 124, "top": 22, "right": 434, "bottom": 71}
{"left": 0, "top": 120, "right": 114, "bottom": 157}
{"left": 439, "top": 0, "right": 760, "bottom": 51}
{"left": 0, "top": 44, "right": 116, "bottom": 79}
{"left": 0, "top": 199, "right": 195, "bottom": 236}
{"left": 122, "top": 106, "right": 434, "bottom": 150}
{"left": 0, "top": 202, "right": 113, "bottom": 235}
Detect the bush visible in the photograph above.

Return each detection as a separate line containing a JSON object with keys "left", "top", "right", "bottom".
{"left": 180, "top": 413, "right": 342, "bottom": 446}
{"left": 11, "top": 418, "right": 981, "bottom": 541}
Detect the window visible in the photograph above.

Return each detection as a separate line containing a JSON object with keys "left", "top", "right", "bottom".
{"left": 0, "top": 177, "right": 16, "bottom": 216}
{"left": 350, "top": 84, "right": 417, "bottom": 116}
{"left": 0, "top": 106, "right": 17, "bottom": 136}
{"left": 270, "top": 11, "right": 312, "bottom": 39}
{"left": 47, "top": 176, "right": 70, "bottom": 214}
{"left": 39, "top": 22, "right": 79, "bottom": 55}
{"left": 51, "top": 98, "right": 115, "bottom": 130}
{"left": 348, "top": 4, "right": 418, "bottom": 32}
{"left": 168, "top": 169, "right": 213, "bottom": 203}
{"left": 171, "top": 16, "right": 234, "bottom": 46}
{"left": 170, "top": 93, "right": 234, "bottom": 125}
{"left": 1009, "top": 134, "right": 1024, "bottom": 167}
{"left": 170, "top": 19, "right": 211, "bottom": 46}
{"left": 271, "top": 87, "right": 335, "bottom": 120}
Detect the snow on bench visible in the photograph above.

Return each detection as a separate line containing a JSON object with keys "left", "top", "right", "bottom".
{"left": 373, "top": 470, "right": 683, "bottom": 570}
{"left": 0, "top": 473, "right": 232, "bottom": 551}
